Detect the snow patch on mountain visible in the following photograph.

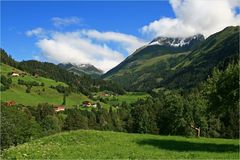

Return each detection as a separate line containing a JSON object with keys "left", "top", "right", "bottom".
{"left": 148, "top": 34, "right": 204, "bottom": 47}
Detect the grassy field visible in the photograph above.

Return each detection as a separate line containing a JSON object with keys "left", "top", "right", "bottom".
{"left": 95, "top": 91, "right": 150, "bottom": 106}
{"left": 1, "top": 63, "right": 147, "bottom": 108}
{"left": 0, "top": 63, "right": 107, "bottom": 108}
{"left": 2, "top": 130, "right": 239, "bottom": 159}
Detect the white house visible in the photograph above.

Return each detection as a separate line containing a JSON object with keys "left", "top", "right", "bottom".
{"left": 11, "top": 72, "right": 20, "bottom": 77}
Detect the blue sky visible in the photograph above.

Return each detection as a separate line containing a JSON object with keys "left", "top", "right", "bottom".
{"left": 1, "top": 1, "right": 173, "bottom": 60}
{"left": 1, "top": 0, "right": 239, "bottom": 71}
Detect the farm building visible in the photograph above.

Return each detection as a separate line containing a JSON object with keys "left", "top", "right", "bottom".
{"left": 11, "top": 72, "right": 20, "bottom": 77}
{"left": 101, "top": 92, "right": 110, "bottom": 97}
{"left": 82, "top": 101, "right": 92, "bottom": 107}
{"left": 54, "top": 105, "right": 65, "bottom": 112}
{"left": 4, "top": 100, "right": 16, "bottom": 107}
{"left": 82, "top": 101, "right": 98, "bottom": 108}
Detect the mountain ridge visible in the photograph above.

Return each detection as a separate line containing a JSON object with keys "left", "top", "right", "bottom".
{"left": 58, "top": 63, "right": 103, "bottom": 78}
{"left": 103, "top": 26, "right": 239, "bottom": 91}
{"left": 148, "top": 34, "right": 204, "bottom": 48}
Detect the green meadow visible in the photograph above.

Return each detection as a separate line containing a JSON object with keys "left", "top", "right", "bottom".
{"left": 1, "top": 63, "right": 147, "bottom": 108}
{"left": 2, "top": 130, "right": 239, "bottom": 159}
{"left": 95, "top": 91, "right": 150, "bottom": 106}
{"left": 0, "top": 63, "right": 105, "bottom": 108}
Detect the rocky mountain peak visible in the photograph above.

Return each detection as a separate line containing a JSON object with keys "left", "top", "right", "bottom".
{"left": 149, "top": 34, "right": 205, "bottom": 47}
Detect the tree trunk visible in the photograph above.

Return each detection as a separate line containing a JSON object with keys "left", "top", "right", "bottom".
{"left": 190, "top": 124, "right": 200, "bottom": 138}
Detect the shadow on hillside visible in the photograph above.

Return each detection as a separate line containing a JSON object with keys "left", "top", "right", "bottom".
{"left": 137, "top": 139, "right": 239, "bottom": 152}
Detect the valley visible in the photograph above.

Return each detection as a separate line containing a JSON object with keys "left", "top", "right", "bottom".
{"left": 2, "top": 0, "right": 240, "bottom": 159}
{"left": 1, "top": 26, "right": 239, "bottom": 159}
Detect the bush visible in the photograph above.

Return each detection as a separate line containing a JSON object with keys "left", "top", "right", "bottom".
{"left": 1, "top": 75, "right": 12, "bottom": 90}
{"left": 26, "top": 85, "right": 32, "bottom": 93}
{"left": 64, "top": 109, "right": 88, "bottom": 130}
{"left": 1, "top": 105, "right": 42, "bottom": 149}
{"left": 41, "top": 115, "right": 61, "bottom": 135}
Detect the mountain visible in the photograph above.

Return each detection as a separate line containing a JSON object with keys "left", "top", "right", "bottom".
{"left": 103, "top": 26, "right": 239, "bottom": 91}
{"left": 58, "top": 63, "right": 103, "bottom": 78}
{"left": 161, "top": 26, "right": 239, "bottom": 89}
{"left": 149, "top": 34, "right": 204, "bottom": 48}
{"left": 103, "top": 34, "right": 205, "bottom": 91}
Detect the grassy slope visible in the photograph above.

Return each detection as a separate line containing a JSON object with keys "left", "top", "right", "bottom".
{"left": 0, "top": 63, "right": 106, "bottom": 108}
{"left": 108, "top": 92, "right": 150, "bottom": 105}
{"left": 105, "top": 48, "right": 190, "bottom": 91}
{"left": 104, "top": 52, "right": 186, "bottom": 91}
{"left": 106, "top": 52, "right": 182, "bottom": 78}
{"left": 2, "top": 130, "right": 239, "bottom": 159}
{"left": 116, "top": 92, "right": 149, "bottom": 103}
{"left": 1, "top": 63, "right": 146, "bottom": 108}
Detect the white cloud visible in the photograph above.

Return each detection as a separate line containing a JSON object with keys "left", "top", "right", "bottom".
{"left": 35, "top": 30, "right": 146, "bottom": 72}
{"left": 81, "top": 29, "right": 147, "bottom": 54}
{"left": 141, "top": 0, "right": 240, "bottom": 38}
{"left": 51, "top": 17, "right": 81, "bottom": 27}
{"left": 26, "top": 28, "right": 46, "bottom": 38}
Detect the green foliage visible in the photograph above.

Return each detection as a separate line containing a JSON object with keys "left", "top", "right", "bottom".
{"left": 17, "top": 78, "right": 42, "bottom": 93}
{"left": 1, "top": 75, "right": 12, "bottom": 91}
{"left": 18, "top": 79, "right": 40, "bottom": 86}
{"left": 40, "top": 115, "right": 61, "bottom": 135}
{"left": 32, "top": 103, "right": 55, "bottom": 122}
{"left": 183, "top": 91, "right": 208, "bottom": 137}
{"left": 0, "top": 49, "right": 17, "bottom": 67}
{"left": 131, "top": 105, "right": 151, "bottom": 133}
{"left": 99, "top": 80, "right": 125, "bottom": 94}
{"left": 26, "top": 85, "right": 32, "bottom": 93}
{"left": 1, "top": 105, "right": 42, "bottom": 149}
{"left": 64, "top": 109, "right": 88, "bottom": 130}
{"left": 62, "top": 94, "right": 66, "bottom": 105}
{"left": 157, "top": 92, "right": 187, "bottom": 135}
{"left": 202, "top": 62, "right": 239, "bottom": 138}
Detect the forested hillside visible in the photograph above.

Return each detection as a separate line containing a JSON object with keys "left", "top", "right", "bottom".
{"left": 162, "top": 26, "right": 239, "bottom": 89}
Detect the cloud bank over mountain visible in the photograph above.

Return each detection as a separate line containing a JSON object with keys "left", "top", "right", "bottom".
{"left": 141, "top": 0, "right": 240, "bottom": 37}
{"left": 27, "top": 29, "right": 146, "bottom": 72}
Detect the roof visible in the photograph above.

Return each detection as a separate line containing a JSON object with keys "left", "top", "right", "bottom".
{"left": 54, "top": 105, "right": 65, "bottom": 109}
